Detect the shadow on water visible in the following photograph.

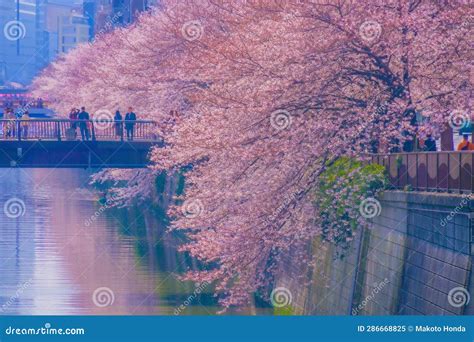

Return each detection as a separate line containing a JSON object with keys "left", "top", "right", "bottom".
{"left": 108, "top": 203, "right": 220, "bottom": 315}
{"left": 0, "top": 168, "right": 270, "bottom": 315}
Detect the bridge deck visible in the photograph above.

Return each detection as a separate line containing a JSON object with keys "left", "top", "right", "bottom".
{"left": 0, "top": 119, "right": 159, "bottom": 142}
{"left": 0, "top": 119, "right": 159, "bottom": 168}
{"left": 0, "top": 141, "right": 155, "bottom": 168}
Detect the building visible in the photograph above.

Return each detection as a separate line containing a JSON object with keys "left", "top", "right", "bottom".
{"left": 44, "top": 1, "right": 91, "bottom": 56}
{"left": 0, "top": 0, "right": 158, "bottom": 87}
{"left": 81, "top": 0, "right": 159, "bottom": 41}
{"left": 83, "top": 0, "right": 96, "bottom": 39}
{"left": 0, "top": 0, "right": 44, "bottom": 86}
{"left": 0, "top": 0, "right": 90, "bottom": 87}
{"left": 82, "top": 0, "right": 161, "bottom": 40}
{"left": 44, "top": 1, "right": 75, "bottom": 61}
{"left": 84, "top": 0, "right": 114, "bottom": 40}
{"left": 111, "top": 0, "right": 158, "bottom": 27}
{"left": 57, "top": 13, "right": 90, "bottom": 54}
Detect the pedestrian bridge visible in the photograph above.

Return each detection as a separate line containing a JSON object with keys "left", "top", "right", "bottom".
{"left": 0, "top": 119, "right": 160, "bottom": 168}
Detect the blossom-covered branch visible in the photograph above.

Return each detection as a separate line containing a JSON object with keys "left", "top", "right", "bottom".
{"left": 32, "top": 0, "right": 473, "bottom": 309}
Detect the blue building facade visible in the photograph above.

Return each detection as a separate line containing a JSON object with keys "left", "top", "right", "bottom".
{"left": 0, "top": 0, "right": 88, "bottom": 88}
{"left": 0, "top": 0, "right": 47, "bottom": 87}
{"left": 0, "top": 0, "right": 158, "bottom": 87}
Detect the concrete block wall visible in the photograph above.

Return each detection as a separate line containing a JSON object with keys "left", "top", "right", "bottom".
{"left": 348, "top": 191, "right": 409, "bottom": 315}
{"left": 275, "top": 191, "right": 474, "bottom": 315}
{"left": 399, "top": 238, "right": 470, "bottom": 315}
{"left": 275, "top": 236, "right": 362, "bottom": 315}
{"left": 305, "top": 237, "right": 362, "bottom": 315}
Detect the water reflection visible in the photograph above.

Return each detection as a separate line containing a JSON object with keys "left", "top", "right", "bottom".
{"left": 0, "top": 168, "right": 222, "bottom": 315}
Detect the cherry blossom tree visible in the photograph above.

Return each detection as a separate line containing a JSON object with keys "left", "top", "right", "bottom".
{"left": 32, "top": 0, "right": 473, "bottom": 309}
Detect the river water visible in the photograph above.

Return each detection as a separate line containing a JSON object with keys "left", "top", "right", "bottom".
{"left": 0, "top": 169, "right": 246, "bottom": 315}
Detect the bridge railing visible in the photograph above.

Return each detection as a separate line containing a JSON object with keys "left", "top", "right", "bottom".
{"left": 0, "top": 119, "right": 160, "bottom": 142}
{"left": 371, "top": 152, "right": 474, "bottom": 193}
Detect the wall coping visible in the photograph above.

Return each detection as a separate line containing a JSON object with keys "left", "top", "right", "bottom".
{"left": 380, "top": 190, "right": 474, "bottom": 211}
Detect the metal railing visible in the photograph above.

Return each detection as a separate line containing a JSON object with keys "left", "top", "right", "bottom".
{"left": 0, "top": 119, "right": 159, "bottom": 142}
{"left": 371, "top": 152, "right": 474, "bottom": 193}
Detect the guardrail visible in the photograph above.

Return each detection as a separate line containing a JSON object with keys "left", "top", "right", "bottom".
{"left": 371, "top": 152, "right": 474, "bottom": 193}
{"left": 0, "top": 119, "right": 159, "bottom": 142}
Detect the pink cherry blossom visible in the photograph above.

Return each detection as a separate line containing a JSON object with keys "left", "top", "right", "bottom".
{"left": 32, "top": 0, "right": 473, "bottom": 309}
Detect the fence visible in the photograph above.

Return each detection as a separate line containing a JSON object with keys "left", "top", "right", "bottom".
{"left": 0, "top": 119, "right": 159, "bottom": 142}
{"left": 371, "top": 152, "right": 474, "bottom": 193}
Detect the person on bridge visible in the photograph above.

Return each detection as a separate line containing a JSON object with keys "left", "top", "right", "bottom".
{"left": 21, "top": 111, "right": 30, "bottom": 139}
{"left": 423, "top": 135, "right": 437, "bottom": 152}
{"left": 78, "top": 107, "right": 90, "bottom": 141}
{"left": 114, "top": 110, "right": 123, "bottom": 139}
{"left": 456, "top": 134, "right": 474, "bottom": 151}
{"left": 67, "top": 108, "right": 79, "bottom": 140}
{"left": 3, "top": 108, "right": 13, "bottom": 139}
{"left": 125, "top": 107, "right": 137, "bottom": 141}
{"left": 69, "top": 108, "right": 78, "bottom": 128}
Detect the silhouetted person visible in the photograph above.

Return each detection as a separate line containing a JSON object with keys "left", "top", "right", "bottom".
{"left": 125, "top": 107, "right": 136, "bottom": 141}
{"left": 69, "top": 108, "right": 78, "bottom": 128}
{"left": 114, "top": 110, "right": 123, "bottom": 139}
{"left": 424, "top": 135, "right": 436, "bottom": 151}
{"left": 68, "top": 108, "right": 79, "bottom": 140}
{"left": 3, "top": 109, "right": 13, "bottom": 139}
{"left": 78, "top": 107, "right": 90, "bottom": 141}
{"left": 21, "top": 111, "right": 30, "bottom": 139}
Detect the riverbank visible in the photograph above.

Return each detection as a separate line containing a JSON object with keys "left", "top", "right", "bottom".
{"left": 274, "top": 191, "right": 474, "bottom": 315}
